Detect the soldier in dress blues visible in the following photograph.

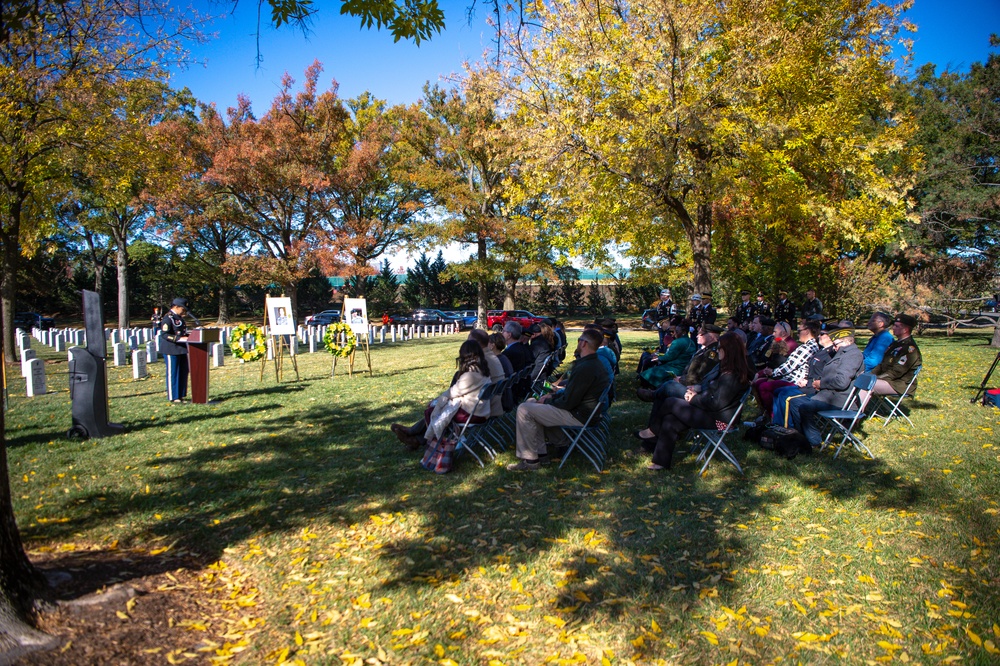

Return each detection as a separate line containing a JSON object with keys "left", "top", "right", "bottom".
{"left": 655, "top": 289, "right": 676, "bottom": 351}
{"left": 160, "top": 298, "right": 190, "bottom": 403}
{"left": 753, "top": 291, "right": 772, "bottom": 319}
{"left": 735, "top": 290, "right": 755, "bottom": 329}
{"left": 774, "top": 289, "right": 796, "bottom": 324}
{"left": 700, "top": 291, "right": 718, "bottom": 326}
{"left": 687, "top": 293, "right": 703, "bottom": 332}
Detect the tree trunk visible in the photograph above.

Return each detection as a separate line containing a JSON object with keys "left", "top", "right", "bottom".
{"left": 503, "top": 273, "right": 517, "bottom": 311}
{"left": 285, "top": 283, "right": 299, "bottom": 323}
{"left": 477, "top": 237, "right": 489, "bottom": 330}
{"left": 992, "top": 324, "right": 1000, "bottom": 348}
{"left": 216, "top": 284, "right": 229, "bottom": 325}
{"left": 115, "top": 242, "right": 129, "bottom": 330}
{"left": 689, "top": 202, "right": 713, "bottom": 296}
{"left": 0, "top": 319, "right": 58, "bottom": 658}
{"left": 1, "top": 228, "right": 19, "bottom": 365}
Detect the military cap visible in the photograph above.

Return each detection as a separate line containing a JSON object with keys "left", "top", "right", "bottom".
{"left": 894, "top": 313, "right": 917, "bottom": 329}
{"left": 702, "top": 323, "right": 724, "bottom": 334}
{"left": 171, "top": 298, "right": 189, "bottom": 308}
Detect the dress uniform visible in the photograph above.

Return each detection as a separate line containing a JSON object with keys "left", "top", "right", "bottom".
{"left": 735, "top": 291, "right": 755, "bottom": 328}
{"left": 655, "top": 289, "right": 676, "bottom": 351}
{"left": 753, "top": 292, "right": 772, "bottom": 318}
{"left": 687, "top": 294, "right": 703, "bottom": 331}
{"left": 161, "top": 298, "right": 190, "bottom": 402}
{"left": 870, "top": 314, "right": 922, "bottom": 396}
{"left": 774, "top": 291, "right": 796, "bottom": 324}
{"left": 700, "top": 292, "right": 718, "bottom": 326}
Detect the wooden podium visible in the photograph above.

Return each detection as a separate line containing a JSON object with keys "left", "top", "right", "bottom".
{"left": 187, "top": 328, "right": 221, "bottom": 404}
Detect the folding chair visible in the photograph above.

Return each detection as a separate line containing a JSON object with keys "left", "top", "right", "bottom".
{"left": 818, "top": 372, "right": 878, "bottom": 459}
{"left": 557, "top": 383, "right": 613, "bottom": 472}
{"left": 685, "top": 388, "right": 751, "bottom": 476}
{"left": 475, "top": 374, "right": 519, "bottom": 453}
{"left": 870, "top": 366, "right": 921, "bottom": 428}
{"left": 530, "top": 351, "right": 561, "bottom": 397}
{"left": 454, "top": 380, "right": 505, "bottom": 466}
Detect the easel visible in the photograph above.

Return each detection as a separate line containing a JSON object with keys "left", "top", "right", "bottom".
{"left": 261, "top": 333, "right": 300, "bottom": 383}
{"left": 262, "top": 295, "right": 300, "bottom": 383}
{"left": 331, "top": 331, "right": 373, "bottom": 379}
{"left": 971, "top": 349, "right": 1000, "bottom": 405}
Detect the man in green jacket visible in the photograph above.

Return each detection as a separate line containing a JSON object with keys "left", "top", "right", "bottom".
{"left": 508, "top": 328, "right": 611, "bottom": 471}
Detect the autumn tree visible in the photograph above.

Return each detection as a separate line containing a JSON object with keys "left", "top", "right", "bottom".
{"left": 414, "top": 75, "right": 537, "bottom": 326}
{"left": 203, "top": 62, "right": 348, "bottom": 317}
{"left": 498, "top": 0, "right": 918, "bottom": 295}
{"left": 0, "top": 0, "right": 202, "bottom": 654}
{"left": 317, "top": 93, "right": 431, "bottom": 293}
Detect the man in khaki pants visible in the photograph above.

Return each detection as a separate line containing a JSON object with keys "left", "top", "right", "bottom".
{"left": 508, "top": 328, "right": 611, "bottom": 471}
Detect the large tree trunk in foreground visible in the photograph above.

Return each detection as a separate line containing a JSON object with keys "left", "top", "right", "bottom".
{"left": 0, "top": 321, "right": 58, "bottom": 659}
{"left": 216, "top": 285, "right": 230, "bottom": 325}
{"left": 991, "top": 324, "right": 1000, "bottom": 348}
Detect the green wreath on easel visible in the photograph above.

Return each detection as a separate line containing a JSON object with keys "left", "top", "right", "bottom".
{"left": 229, "top": 323, "right": 266, "bottom": 362}
{"left": 323, "top": 323, "right": 357, "bottom": 359}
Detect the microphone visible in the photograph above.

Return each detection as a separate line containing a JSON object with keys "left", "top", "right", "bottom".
{"left": 187, "top": 311, "right": 204, "bottom": 328}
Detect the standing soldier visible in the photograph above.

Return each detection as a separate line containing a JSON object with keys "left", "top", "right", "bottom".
{"left": 754, "top": 291, "right": 772, "bottom": 318}
{"left": 774, "top": 289, "right": 796, "bottom": 324}
{"left": 735, "top": 290, "right": 755, "bottom": 328}
{"left": 150, "top": 306, "right": 163, "bottom": 329}
{"left": 700, "top": 291, "right": 718, "bottom": 326}
{"left": 655, "top": 289, "right": 676, "bottom": 351}
{"left": 161, "top": 298, "right": 190, "bottom": 403}
{"left": 801, "top": 288, "right": 823, "bottom": 321}
{"left": 687, "top": 293, "right": 703, "bottom": 332}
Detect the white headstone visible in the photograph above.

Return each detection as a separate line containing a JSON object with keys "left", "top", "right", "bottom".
{"left": 26, "top": 358, "right": 46, "bottom": 396}
{"left": 212, "top": 342, "right": 224, "bottom": 367}
{"left": 288, "top": 336, "right": 297, "bottom": 356}
{"left": 266, "top": 337, "right": 274, "bottom": 360}
{"left": 146, "top": 340, "right": 157, "bottom": 363}
{"left": 379, "top": 327, "right": 385, "bottom": 344}
{"left": 20, "top": 348, "right": 37, "bottom": 377}
{"left": 391, "top": 326, "right": 397, "bottom": 343}
{"left": 132, "top": 349, "right": 148, "bottom": 379}
{"left": 113, "top": 342, "right": 127, "bottom": 366}
{"left": 54, "top": 334, "right": 65, "bottom": 353}
{"left": 308, "top": 333, "right": 318, "bottom": 353}
{"left": 16, "top": 332, "right": 29, "bottom": 353}
{"left": 110, "top": 330, "right": 120, "bottom": 345}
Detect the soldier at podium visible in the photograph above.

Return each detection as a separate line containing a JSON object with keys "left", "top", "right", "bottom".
{"left": 161, "top": 298, "right": 190, "bottom": 403}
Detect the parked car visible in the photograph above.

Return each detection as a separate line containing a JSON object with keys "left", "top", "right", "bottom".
{"left": 641, "top": 309, "right": 658, "bottom": 330}
{"left": 445, "top": 310, "right": 478, "bottom": 328}
{"left": 386, "top": 310, "right": 467, "bottom": 329}
{"left": 305, "top": 310, "right": 341, "bottom": 326}
{"left": 14, "top": 312, "right": 55, "bottom": 330}
{"left": 486, "top": 310, "right": 546, "bottom": 332}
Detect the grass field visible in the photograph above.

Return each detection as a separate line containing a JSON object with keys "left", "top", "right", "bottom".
{"left": 5, "top": 328, "right": 1000, "bottom": 665}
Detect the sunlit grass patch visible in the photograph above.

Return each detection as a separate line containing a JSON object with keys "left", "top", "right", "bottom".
{"left": 8, "top": 329, "right": 1000, "bottom": 663}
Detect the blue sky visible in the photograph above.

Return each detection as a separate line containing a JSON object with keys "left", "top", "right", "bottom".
{"left": 171, "top": 0, "right": 1000, "bottom": 112}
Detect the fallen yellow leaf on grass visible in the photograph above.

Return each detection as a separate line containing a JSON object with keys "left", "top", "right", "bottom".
{"left": 543, "top": 615, "right": 566, "bottom": 628}
{"left": 965, "top": 626, "right": 982, "bottom": 647}
{"left": 115, "top": 611, "right": 129, "bottom": 621}
{"left": 445, "top": 593, "right": 464, "bottom": 604}
{"left": 511, "top": 577, "right": 523, "bottom": 593}
{"left": 700, "top": 631, "right": 719, "bottom": 645}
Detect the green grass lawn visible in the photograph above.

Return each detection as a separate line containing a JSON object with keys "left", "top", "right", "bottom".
{"left": 6, "top": 329, "right": 1000, "bottom": 664}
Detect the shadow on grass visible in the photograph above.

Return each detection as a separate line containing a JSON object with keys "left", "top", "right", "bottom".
{"left": 12, "top": 332, "right": 999, "bottom": 659}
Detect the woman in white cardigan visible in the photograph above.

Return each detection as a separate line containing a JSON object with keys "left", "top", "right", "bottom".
{"left": 391, "top": 341, "right": 491, "bottom": 449}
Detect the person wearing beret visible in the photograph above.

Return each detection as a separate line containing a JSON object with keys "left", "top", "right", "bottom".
{"left": 860, "top": 314, "right": 922, "bottom": 402}
{"left": 774, "top": 289, "right": 796, "bottom": 324}
{"left": 160, "top": 298, "right": 190, "bottom": 403}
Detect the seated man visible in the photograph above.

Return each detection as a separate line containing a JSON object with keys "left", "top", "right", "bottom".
{"left": 746, "top": 316, "right": 775, "bottom": 369}
{"left": 507, "top": 328, "right": 611, "bottom": 471}
{"left": 861, "top": 313, "right": 922, "bottom": 401}
{"left": 501, "top": 320, "right": 532, "bottom": 401}
{"left": 862, "top": 311, "right": 894, "bottom": 372}
{"left": 791, "top": 323, "right": 866, "bottom": 447}
{"left": 771, "top": 324, "right": 837, "bottom": 428}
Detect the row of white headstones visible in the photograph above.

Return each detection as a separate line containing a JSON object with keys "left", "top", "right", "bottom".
{"left": 15, "top": 321, "right": 461, "bottom": 397}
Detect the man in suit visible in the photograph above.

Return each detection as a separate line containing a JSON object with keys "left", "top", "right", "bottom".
{"left": 801, "top": 288, "right": 824, "bottom": 321}
{"left": 501, "top": 320, "right": 533, "bottom": 401}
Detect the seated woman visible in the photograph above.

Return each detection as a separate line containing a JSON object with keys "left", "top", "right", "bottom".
{"left": 390, "top": 340, "right": 492, "bottom": 450}
{"left": 751, "top": 320, "right": 820, "bottom": 422}
{"left": 760, "top": 321, "right": 793, "bottom": 371}
{"left": 489, "top": 332, "right": 515, "bottom": 412}
{"left": 637, "top": 332, "right": 752, "bottom": 470}
{"left": 639, "top": 318, "right": 696, "bottom": 388}
{"left": 529, "top": 322, "right": 558, "bottom": 380}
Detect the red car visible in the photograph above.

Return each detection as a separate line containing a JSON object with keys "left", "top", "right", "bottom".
{"left": 487, "top": 310, "right": 546, "bottom": 332}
